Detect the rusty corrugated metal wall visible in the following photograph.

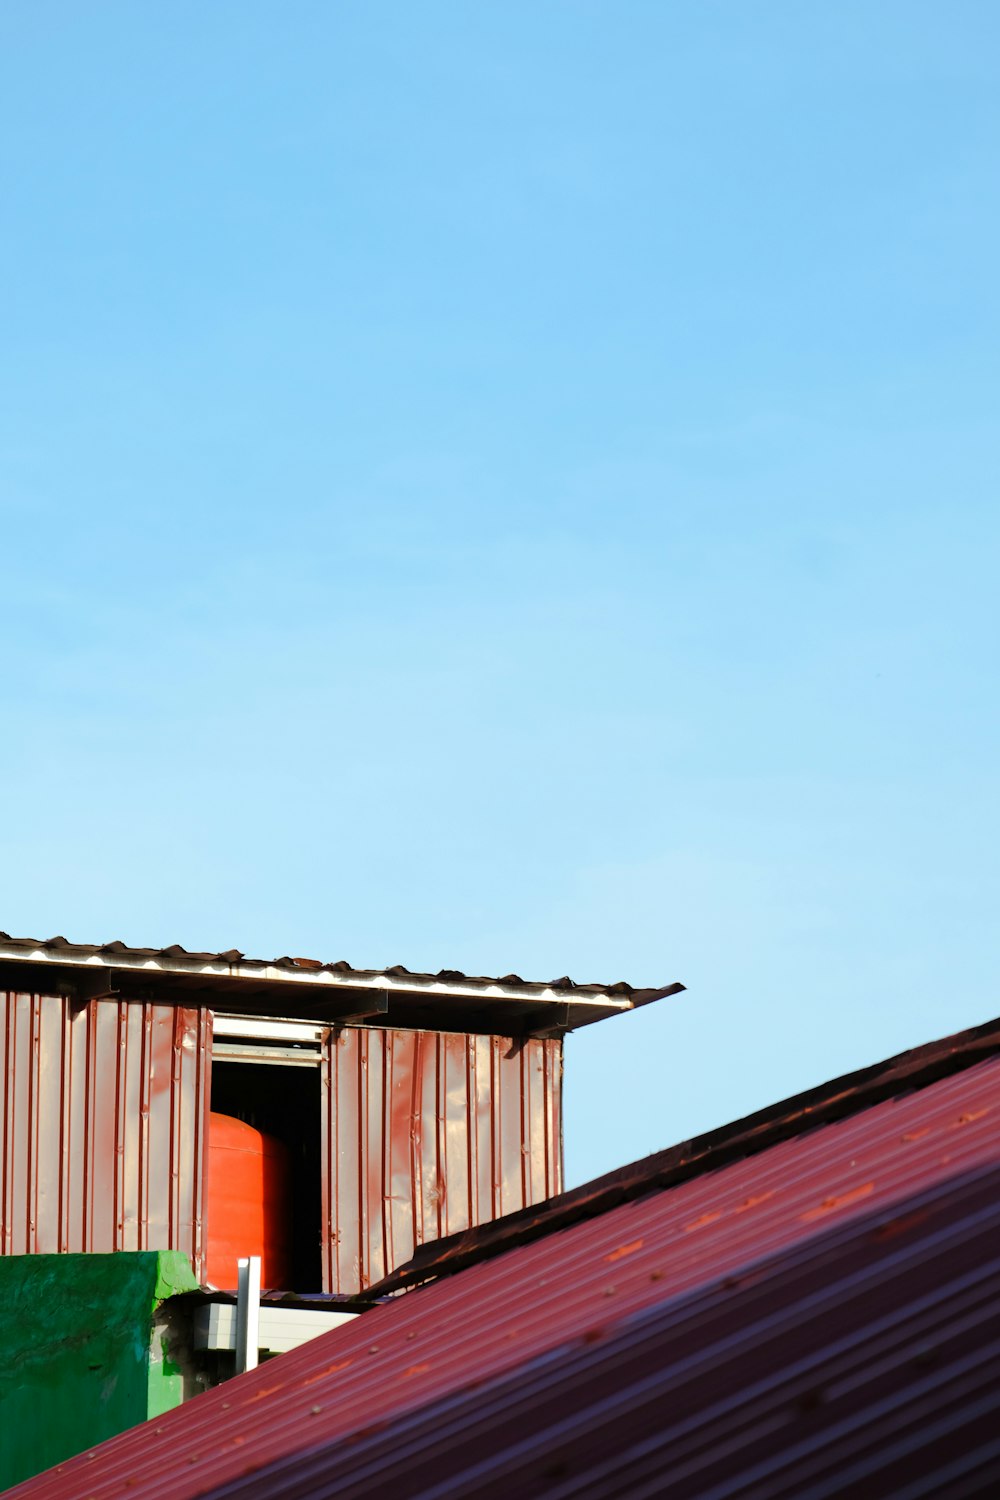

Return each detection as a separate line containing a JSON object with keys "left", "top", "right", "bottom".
{"left": 1, "top": 993, "right": 561, "bottom": 1295}
{"left": 322, "top": 1029, "right": 562, "bottom": 1293}
{"left": 0, "top": 990, "right": 211, "bottom": 1276}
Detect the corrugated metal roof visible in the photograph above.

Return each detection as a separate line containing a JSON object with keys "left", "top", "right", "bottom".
{"left": 0, "top": 933, "right": 683, "bottom": 1034}
{"left": 14, "top": 1015, "right": 1000, "bottom": 1500}
{"left": 207, "top": 1164, "right": 1000, "bottom": 1499}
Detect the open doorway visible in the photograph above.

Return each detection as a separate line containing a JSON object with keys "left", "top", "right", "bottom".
{"left": 208, "top": 1059, "right": 323, "bottom": 1292}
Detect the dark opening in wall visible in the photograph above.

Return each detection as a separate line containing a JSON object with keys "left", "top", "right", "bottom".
{"left": 208, "top": 1061, "right": 322, "bottom": 1292}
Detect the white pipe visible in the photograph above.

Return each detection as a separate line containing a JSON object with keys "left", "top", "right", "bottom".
{"left": 234, "top": 1256, "right": 261, "bottom": 1374}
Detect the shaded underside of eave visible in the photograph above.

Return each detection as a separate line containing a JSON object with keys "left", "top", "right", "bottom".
{"left": 369, "top": 1009, "right": 1000, "bottom": 1292}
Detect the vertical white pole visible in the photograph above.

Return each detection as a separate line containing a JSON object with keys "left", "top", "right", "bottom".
{"left": 234, "top": 1255, "right": 261, "bottom": 1374}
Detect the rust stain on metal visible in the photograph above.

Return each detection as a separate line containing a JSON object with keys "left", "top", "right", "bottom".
{"left": 683, "top": 1209, "right": 724, "bottom": 1233}
{"left": 302, "top": 1362, "right": 353, "bottom": 1385}
{"left": 735, "top": 1191, "right": 774, "bottom": 1213}
{"left": 604, "top": 1238, "right": 644, "bottom": 1262}
{"left": 801, "top": 1181, "right": 875, "bottom": 1221}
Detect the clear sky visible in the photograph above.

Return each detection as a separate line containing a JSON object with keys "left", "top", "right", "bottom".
{"left": 1, "top": 3, "right": 997, "bottom": 1186}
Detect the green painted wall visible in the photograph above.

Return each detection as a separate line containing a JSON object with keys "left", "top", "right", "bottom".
{"left": 0, "top": 1250, "right": 198, "bottom": 1491}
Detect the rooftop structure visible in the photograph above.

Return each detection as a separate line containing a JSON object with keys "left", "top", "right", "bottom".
{"left": 0, "top": 931, "right": 682, "bottom": 1295}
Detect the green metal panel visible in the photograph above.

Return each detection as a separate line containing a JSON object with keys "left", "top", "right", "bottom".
{"left": 0, "top": 1250, "right": 198, "bottom": 1489}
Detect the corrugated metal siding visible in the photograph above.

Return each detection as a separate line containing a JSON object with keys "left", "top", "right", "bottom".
{"left": 321, "top": 1029, "right": 561, "bottom": 1293}
{"left": 0, "top": 991, "right": 211, "bottom": 1275}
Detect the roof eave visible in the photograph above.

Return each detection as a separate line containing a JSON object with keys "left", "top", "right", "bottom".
{"left": 0, "top": 940, "right": 684, "bottom": 1036}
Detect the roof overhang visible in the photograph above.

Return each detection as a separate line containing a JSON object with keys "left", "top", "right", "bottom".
{"left": 0, "top": 935, "right": 684, "bottom": 1038}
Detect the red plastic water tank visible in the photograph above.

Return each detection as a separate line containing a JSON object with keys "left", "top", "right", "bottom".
{"left": 206, "top": 1112, "right": 292, "bottom": 1290}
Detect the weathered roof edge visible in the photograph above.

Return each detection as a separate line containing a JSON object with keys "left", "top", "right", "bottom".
{"left": 0, "top": 931, "right": 684, "bottom": 1033}
{"left": 368, "top": 1010, "right": 1000, "bottom": 1295}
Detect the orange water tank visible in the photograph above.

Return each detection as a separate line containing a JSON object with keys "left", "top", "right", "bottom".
{"left": 206, "top": 1112, "right": 292, "bottom": 1290}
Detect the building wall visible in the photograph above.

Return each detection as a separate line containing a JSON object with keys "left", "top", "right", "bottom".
{"left": 0, "top": 1249, "right": 198, "bottom": 1490}
{"left": 0, "top": 991, "right": 211, "bottom": 1276}
{"left": 322, "top": 1028, "right": 562, "bottom": 1292}
{"left": 1, "top": 989, "right": 563, "bottom": 1297}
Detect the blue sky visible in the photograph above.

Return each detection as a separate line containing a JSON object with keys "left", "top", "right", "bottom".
{"left": 1, "top": 3, "right": 997, "bottom": 1184}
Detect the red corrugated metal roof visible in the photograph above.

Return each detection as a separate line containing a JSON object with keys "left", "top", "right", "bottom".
{"left": 177, "top": 1164, "right": 1000, "bottom": 1499}
{"left": 13, "top": 1020, "right": 1000, "bottom": 1500}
